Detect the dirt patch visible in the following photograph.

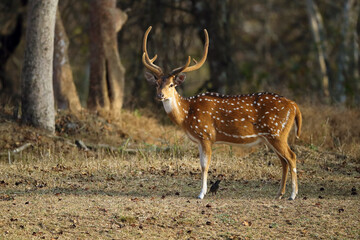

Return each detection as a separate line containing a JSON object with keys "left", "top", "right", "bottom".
{"left": 0, "top": 107, "right": 359, "bottom": 239}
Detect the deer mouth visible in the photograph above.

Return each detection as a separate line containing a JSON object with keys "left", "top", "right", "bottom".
{"left": 157, "top": 96, "right": 166, "bottom": 101}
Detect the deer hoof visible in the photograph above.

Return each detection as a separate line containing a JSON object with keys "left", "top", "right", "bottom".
{"left": 276, "top": 194, "right": 283, "bottom": 200}
{"left": 197, "top": 193, "right": 205, "bottom": 199}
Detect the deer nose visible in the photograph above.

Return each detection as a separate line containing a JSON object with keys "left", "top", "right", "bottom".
{"left": 157, "top": 93, "right": 164, "bottom": 100}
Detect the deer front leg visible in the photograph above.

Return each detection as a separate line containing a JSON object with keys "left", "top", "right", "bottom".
{"left": 198, "top": 141, "right": 212, "bottom": 199}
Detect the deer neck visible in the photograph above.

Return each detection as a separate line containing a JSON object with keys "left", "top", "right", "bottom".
{"left": 162, "top": 91, "right": 189, "bottom": 126}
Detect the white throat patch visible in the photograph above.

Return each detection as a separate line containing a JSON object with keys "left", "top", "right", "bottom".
{"left": 162, "top": 98, "right": 173, "bottom": 114}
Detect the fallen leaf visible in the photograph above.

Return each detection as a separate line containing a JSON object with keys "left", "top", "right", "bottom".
{"left": 15, "top": 181, "right": 23, "bottom": 186}
{"left": 241, "top": 220, "right": 252, "bottom": 226}
{"left": 0, "top": 195, "right": 14, "bottom": 201}
{"left": 131, "top": 197, "right": 142, "bottom": 202}
{"left": 98, "top": 208, "right": 107, "bottom": 213}
{"left": 0, "top": 180, "right": 8, "bottom": 186}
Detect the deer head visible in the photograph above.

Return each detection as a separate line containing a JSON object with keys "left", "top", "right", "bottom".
{"left": 142, "top": 26, "right": 209, "bottom": 101}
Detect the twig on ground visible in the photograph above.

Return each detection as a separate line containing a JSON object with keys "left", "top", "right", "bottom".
{"left": 0, "top": 143, "right": 33, "bottom": 157}
{"left": 0, "top": 143, "right": 33, "bottom": 164}
{"left": 12, "top": 143, "right": 32, "bottom": 153}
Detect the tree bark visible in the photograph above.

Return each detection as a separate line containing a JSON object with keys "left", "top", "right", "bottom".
{"left": 305, "top": 0, "right": 331, "bottom": 102}
{"left": 21, "top": 0, "right": 58, "bottom": 133}
{"left": 336, "top": 0, "right": 359, "bottom": 105}
{"left": 191, "top": 0, "right": 237, "bottom": 94}
{"left": 0, "top": 11, "right": 23, "bottom": 95}
{"left": 87, "top": 0, "right": 127, "bottom": 115}
{"left": 53, "top": 9, "right": 82, "bottom": 113}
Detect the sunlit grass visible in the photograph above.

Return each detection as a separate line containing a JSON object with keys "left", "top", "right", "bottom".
{"left": 0, "top": 106, "right": 359, "bottom": 239}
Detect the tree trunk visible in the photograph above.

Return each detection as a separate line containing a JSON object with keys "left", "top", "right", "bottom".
{"left": 87, "top": 0, "right": 127, "bottom": 115}
{"left": 191, "top": 0, "right": 237, "bottom": 94}
{"left": 336, "top": 0, "right": 359, "bottom": 105}
{"left": 21, "top": 0, "right": 58, "bottom": 133}
{"left": 305, "top": 0, "right": 331, "bottom": 102}
{"left": 53, "top": 9, "right": 82, "bottom": 113}
{"left": 0, "top": 12, "right": 23, "bottom": 97}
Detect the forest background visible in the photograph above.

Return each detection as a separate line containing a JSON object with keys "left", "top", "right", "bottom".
{"left": 1, "top": 0, "right": 359, "bottom": 114}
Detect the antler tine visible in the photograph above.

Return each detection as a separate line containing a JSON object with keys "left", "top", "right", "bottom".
{"left": 150, "top": 55, "right": 157, "bottom": 63}
{"left": 169, "top": 56, "right": 192, "bottom": 76}
{"left": 182, "top": 29, "right": 209, "bottom": 73}
{"left": 142, "top": 53, "right": 162, "bottom": 76}
{"left": 143, "top": 26, "right": 163, "bottom": 76}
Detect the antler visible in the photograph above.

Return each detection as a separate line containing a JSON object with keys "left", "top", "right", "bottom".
{"left": 173, "top": 29, "right": 209, "bottom": 74}
{"left": 142, "top": 27, "right": 209, "bottom": 76}
{"left": 142, "top": 26, "right": 163, "bottom": 76}
{"left": 169, "top": 56, "right": 192, "bottom": 76}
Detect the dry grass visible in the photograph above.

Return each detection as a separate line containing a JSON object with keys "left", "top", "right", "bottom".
{"left": 299, "top": 104, "right": 360, "bottom": 157}
{"left": 0, "top": 105, "right": 359, "bottom": 239}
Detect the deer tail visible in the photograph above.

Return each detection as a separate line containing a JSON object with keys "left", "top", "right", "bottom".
{"left": 294, "top": 104, "right": 302, "bottom": 139}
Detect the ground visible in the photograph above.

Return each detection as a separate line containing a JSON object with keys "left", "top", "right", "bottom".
{"left": 0, "top": 106, "right": 359, "bottom": 239}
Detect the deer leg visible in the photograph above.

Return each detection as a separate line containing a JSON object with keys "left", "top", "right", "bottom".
{"left": 276, "top": 156, "right": 289, "bottom": 199}
{"left": 263, "top": 137, "right": 298, "bottom": 200}
{"left": 197, "top": 141, "right": 212, "bottom": 199}
{"left": 286, "top": 146, "right": 298, "bottom": 200}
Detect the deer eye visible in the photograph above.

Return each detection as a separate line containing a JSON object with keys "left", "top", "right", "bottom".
{"left": 169, "top": 83, "right": 174, "bottom": 88}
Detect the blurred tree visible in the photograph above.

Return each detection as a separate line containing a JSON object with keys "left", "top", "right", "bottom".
{"left": 305, "top": 0, "right": 331, "bottom": 103}
{"left": 87, "top": 0, "right": 127, "bottom": 115}
{"left": 191, "top": 0, "right": 238, "bottom": 94}
{"left": 21, "top": 0, "right": 58, "bottom": 133}
{"left": 0, "top": 0, "right": 358, "bottom": 110}
{"left": 0, "top": 0, "right": 25, "bottom": 98}
{"left": 53, "top": 9, "right": 82, "bottom": 113}
{"left": 336, "top": 0, "right": 359, "bottom": 105}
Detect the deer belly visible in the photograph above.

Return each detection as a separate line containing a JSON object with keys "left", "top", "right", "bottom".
{"left": 185, "top": 130, "right": 201, "bottom": 144}
{"left": 215, "top": 138, "right": 263, "bottom": 148}
{"left": 214, "top": 127, "right": 263, "bottom": 146}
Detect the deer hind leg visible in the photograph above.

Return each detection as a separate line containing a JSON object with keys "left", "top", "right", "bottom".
{"left": 276, "top": 156, "right": 289, "bottom": 199}
{"left": 197, "top": 141, "right": 212, "bottom": 199}
{"left": 264, "top": 138, "right": 298, "bottom": 200}
{"left": 287, "top": 146, "right": 298, "bottom": 200}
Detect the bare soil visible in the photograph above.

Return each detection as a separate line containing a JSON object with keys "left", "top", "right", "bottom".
{"left": 0, "top": 107, "right": 359, "bottom": 239}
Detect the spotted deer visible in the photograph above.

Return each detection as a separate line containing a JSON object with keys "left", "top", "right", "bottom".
{"left": 142, "top": 26, "right": 302, "bottom": 200}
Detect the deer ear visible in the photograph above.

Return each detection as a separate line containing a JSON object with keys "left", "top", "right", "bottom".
{"left": 145, "top": 72, "right": 157, "bottom": 85}
{"left": 175, "top": 73, "right": 186, "bottom": 86}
